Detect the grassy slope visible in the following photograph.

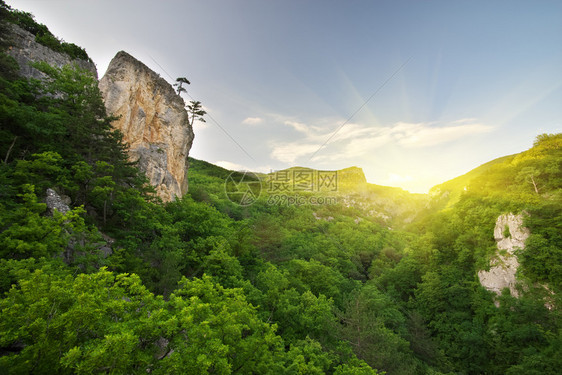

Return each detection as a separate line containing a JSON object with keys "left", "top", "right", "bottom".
{"left": 428, "top": 154, "right": 517, "bottom": 209}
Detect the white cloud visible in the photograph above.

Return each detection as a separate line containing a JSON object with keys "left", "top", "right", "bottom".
{"left": 242, "top": 117, "right": 263, "bottom": 125}
{"left": 269, "top": 142, "right": 320, "bottom": 164}
{"left": 284, "top": 120, "right": 315, "bottom": 136}
{"left": 391, "top": 122, "right": 492, "bottom": 148}
{"left": 268, "top": 117, "right": 493, "bottom": 163}
{"left": 342, "top": 133, "right": 391, "bottom": 157}
{"left": 452, "top": 118, "right": 479, "bottom": 124}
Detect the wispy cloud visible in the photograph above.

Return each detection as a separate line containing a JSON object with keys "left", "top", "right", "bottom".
{"left": 269, "top": 118, "right": 493, "bottom": 163}
{"left": 390, "top": 121, "right": 492, "bottom": 148}
{"left": 284, "top": 120, "right": 311, "bottom": 135}
{"left": 242, "top": 117, "right": 264, "bottom": 125}
{"left": 269, "top": 142, "right": 320, "bottom": 164}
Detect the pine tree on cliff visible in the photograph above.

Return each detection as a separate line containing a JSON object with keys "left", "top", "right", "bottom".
{"left": 174, "top": 77, "right": 206, "bottom": 126}
{"left": 174, "top": 77, "right": 190, "bottom": 95}
{"left": 187, "top": 100, "right": 206, "bottom": 127}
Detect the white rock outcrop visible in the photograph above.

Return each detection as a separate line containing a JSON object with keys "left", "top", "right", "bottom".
{"left": 5, "top": 24, "right": 97, "bottom": 79}
{"left": 478, "top": 213, "right": 530, "bottom": 300}
{"left": 45, "top": 188, "right": 71, "bottom": 215}
{"left": 99, "top": 51, "right": 194, "bottom": 202}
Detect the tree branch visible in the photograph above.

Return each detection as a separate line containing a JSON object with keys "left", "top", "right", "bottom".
{"left": 3, "top": 135, "right": 17, "bottom": 164}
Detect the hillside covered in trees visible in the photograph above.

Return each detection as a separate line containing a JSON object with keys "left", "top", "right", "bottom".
{"left": 1, "top": 3, "right": 561, "bottom": 374}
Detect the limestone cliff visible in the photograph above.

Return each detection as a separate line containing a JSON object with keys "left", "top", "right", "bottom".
{"left": 99, "top": 51, "right": 194, "bottom": 202}
{"left": 478, "top": 213, "right": 530, "bottom": 301}
{"left": 5, "top": 24, "right": 97, "bottom": 79}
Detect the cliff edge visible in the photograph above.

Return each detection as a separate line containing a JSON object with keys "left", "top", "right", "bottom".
{"left": 99, "top": 51, "right": 194, "bottom": 202}
{"left": 5, "top": 23, "right": 97, "bottom": 79}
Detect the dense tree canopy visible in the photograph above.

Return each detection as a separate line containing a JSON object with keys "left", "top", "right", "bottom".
{"left": 1, "top": 3, "right": 561, "bottom": 374}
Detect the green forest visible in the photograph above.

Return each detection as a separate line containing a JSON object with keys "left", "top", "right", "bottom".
{"left": 1, "top": 3, "right": 561, "bottom": 374}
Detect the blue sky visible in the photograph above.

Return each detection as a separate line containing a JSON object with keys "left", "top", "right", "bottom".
{"left": 9, "top": 0, "right": 562, "bottom": 192}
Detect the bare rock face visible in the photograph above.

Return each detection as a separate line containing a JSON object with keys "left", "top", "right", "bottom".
{"left": 5, "top": 24, "right": 97, "bottom": 79}
{"left": 478, "top": 213, "right": 530, "bottom": 302}
{"left": 99, "top": 51, "right": 194, "bottom": 201}
{"left": 45, "top": 188, "right": 71, "bottom": 215}
{"left": 44, "top": 188, "right": 113, "bottom": 264}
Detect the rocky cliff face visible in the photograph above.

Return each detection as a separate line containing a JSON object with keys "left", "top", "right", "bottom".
{"left": 6, "top": 24, "right": 194, "bottom": 202}
{"left": 5, "top": 24, "right": 97, "bottom": 79}
{"left": 478, "top": 213, "right": 530, "bottom": 302}
{"left": 99, "top": 51, "right": 194, "bottom": 202}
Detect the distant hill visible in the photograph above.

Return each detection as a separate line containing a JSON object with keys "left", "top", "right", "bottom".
{"left": 188, "top": 133, "right": 561, "bottom": 225}
{"left": 188, "top": 157, "right": 248, "bottom": 181}
{"left": 264, "top": 165, "right": 367, "bottom": 193}
{"left": 187, "top": 160, "right": 428, "bottom": 225}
